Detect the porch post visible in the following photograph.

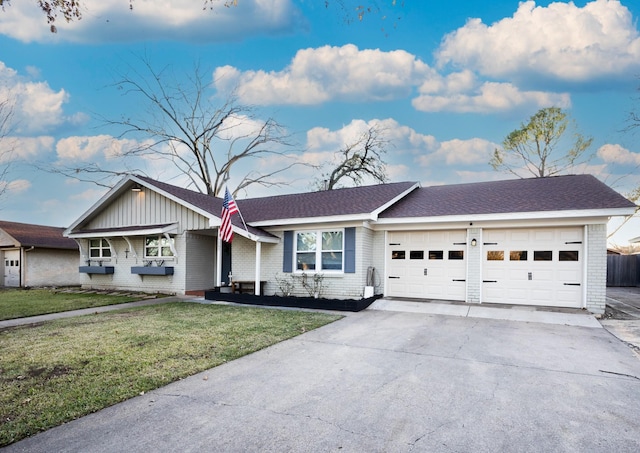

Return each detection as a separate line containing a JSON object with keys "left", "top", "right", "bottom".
{"left": 255, "top": 241, "right": 262, "bottom": 296}
{"left": 216, "top": 234, "right": 222, "bottom": 287}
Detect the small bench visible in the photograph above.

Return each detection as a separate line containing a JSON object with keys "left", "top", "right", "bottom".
{"left": 231, "top": 281, "right": 267, "bottom": 295}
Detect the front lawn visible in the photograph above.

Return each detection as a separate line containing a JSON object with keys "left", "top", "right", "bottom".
{"left": 0, "top": 289, "right": 143, "bottom": 321}
{"left": 0, "top": 302, "right": 341, "bottom": 446}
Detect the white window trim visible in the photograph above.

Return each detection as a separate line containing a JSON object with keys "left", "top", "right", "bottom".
{"left": 144, "top": 235, "right": 176, "bottom": 260}
{"left": 88, "top": 238, "right": 112, "bottom": 261}
{"left": 294, "top": 229, "right": 344, "bottom": 274}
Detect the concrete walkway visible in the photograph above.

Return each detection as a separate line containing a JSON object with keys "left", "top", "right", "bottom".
{"left": 602, "top": 287, "right": 640, "bottom": 351}
{"left": 3, "top": 307, "right": 640, "bottom": 453}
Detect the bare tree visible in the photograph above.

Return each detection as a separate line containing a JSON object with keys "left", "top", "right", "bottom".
{"left": 51, "top": 59, "right": 299, "bottom": 197}
{"left": 0, "top": 96, "right": 15, "bottom": 201}
{"left": 491, "top": 107, "right": 593, "bottom": 178}
{"left": 314, "top": 124, "right": 389, "bottom": 190}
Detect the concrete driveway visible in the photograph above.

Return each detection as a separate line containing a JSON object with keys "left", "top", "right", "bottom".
{"left": 4, "top": 308, "right": 640, "bottom": 453}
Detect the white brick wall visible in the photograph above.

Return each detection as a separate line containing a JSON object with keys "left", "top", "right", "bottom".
{"left": 586, "top": 224, "right": 607, "bottom": 314}
{"left": 78, "top": 235, "right": 187, "bottom": 295}
{"left": 231, "top": 227, "right": 374, "bottom": 299}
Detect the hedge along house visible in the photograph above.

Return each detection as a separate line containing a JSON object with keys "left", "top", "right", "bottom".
{"left": 63, "top": 174, "right": 636, "bottom": 314}
{"left": 0, "top": 220, "right": 79, "bottom": 288}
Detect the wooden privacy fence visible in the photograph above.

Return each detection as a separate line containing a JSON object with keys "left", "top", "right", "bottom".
{"left": 607, "top": 254, "right": 640, "bottom": 287}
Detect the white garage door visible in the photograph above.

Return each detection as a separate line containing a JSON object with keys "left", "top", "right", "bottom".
{"left": 482, "top": 228, "right": 583, "bottom": 308}
{"left": 387, "top": 230, "right": 467, "bottom": 301}
{"left": 3, "top": 249, "right": 20, "bottom": 287}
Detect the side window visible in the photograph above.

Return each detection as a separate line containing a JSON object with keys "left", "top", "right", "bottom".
{"left": 295, "top": 230, "right": 344, "bottom": 272}
{"left": 145, "top": 236, "right": 175, "bottom": 258}
{"left": 89, "top": 239, "right": 112, "bottom": 259}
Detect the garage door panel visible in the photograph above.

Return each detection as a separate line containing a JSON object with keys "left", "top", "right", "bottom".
{"left": 482, "top": 227, "right": 583, "bottom": 308}
{"left": 387, "top": 230, "right": 466, "bottom": 301}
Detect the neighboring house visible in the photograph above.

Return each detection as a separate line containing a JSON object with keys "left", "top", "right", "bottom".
{"left": 0, "top": 220, "right": 80, "bottom": 288}
{"left": 63, "top": 174, "right": 637, "bottom": 314}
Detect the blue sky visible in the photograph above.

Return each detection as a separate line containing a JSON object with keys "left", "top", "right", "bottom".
{"left": 0, "top": 0, "right": 639, "bottom": 244}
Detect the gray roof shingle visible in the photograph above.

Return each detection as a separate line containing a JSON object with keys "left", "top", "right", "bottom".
{"left": 0, "top": 220, "right": 78, "bottom": 250}
{"left": 379, "top": 174, "right": 636, "bottom": 218}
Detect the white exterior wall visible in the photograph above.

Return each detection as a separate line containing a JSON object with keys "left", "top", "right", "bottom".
{"left": 185, "top": 232, "right": 217, "bottom": 292}
{"left": 370, "top": 230, "right": 386, "bottom": 295}
{"left": 231, "top": 226, "right": 374, "bottom": 299}
{"left": 586, "top": 223, "right": 607, "bottom": 315}
{"left": 24, "top": 248, "right": 80, "bottom": 287}
{"left": 78, "top": 235, "right": 188, "bottom": 294}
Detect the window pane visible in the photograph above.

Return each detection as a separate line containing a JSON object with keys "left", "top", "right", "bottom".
{"left": 146, "top": 247, "right": 159, "bottom": 257}
{"left": 534, "top": 251, "right": 552, "bottom": 261}
{"left": 448, "top": 250, "right": 464, "bottom": 260}
{"left": 410, "top": 250, "right": 424, "bottom": 260}
{"left": 429, "top": 250, "right": 443, "bottom": 260}
{"left": 392, "top": 250, "right": 405, "bottom": 260}
{"left": 322, "top": 231, "right": 343, "bottom": 250}
{"left": 297, "top": 232, "right": 317, "bottom": 252}
{"left": 322, "top": 252, "right": 342, "bottom": 270}
{"left": 487, "top": 251, "right": 504, "bottom": 261}
{"left": 161, "top": 247, "right": 173, "bottom": 257}
{"left": 559, "top": 251, "right": 579, "bottom": 261}
{"left": 146, "top": 237, "right": 158, "bottom": 247}
{"left": 297, "top": 252, "right": 316, "bottom": 270}
{"left": 103, "top": 248, "right": 112, "bottom": 257}
{"left": 510, "top": 251, "right": 528, "bottom": 261}
{"left": 90, "top": 249, "right": 101, "bottom": 257}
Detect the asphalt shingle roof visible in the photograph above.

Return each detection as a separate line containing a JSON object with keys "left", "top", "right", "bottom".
{"left": 379, "top": 174, "right": 637, "bottom": 218}
{"left": 137, "top": 176, "right": 417, "bottom": 223}
{"left": 0, "top": 220, "right": 78, "bottom": 250}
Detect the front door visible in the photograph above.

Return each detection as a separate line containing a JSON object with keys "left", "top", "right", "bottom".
{"left": 3, "top": 249, "right": 20, "bottom": 287}
{"left": 221, "top": 241, "right": 232, "bottom": 285}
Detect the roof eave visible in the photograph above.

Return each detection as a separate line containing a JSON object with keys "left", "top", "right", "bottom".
{"left": 372, "top": 207, "right": 637, "bottom": 227}
{"left": 370, "top": 182, "right": 420, "bottom": 220}
{"left": 249, "top": 213, "right": 375, "bottom": 228}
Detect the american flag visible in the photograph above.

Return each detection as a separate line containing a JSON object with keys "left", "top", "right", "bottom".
{"left": 220, "top": 187, "right": 239, "bottom": 243}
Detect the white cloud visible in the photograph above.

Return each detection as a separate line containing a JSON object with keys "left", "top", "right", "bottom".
{"left": 436, "top": 0, "right": 640, "bottom": 82}
{"left": 597, "top": 143, "right": 640, "bottom": 165}
{"left": 0, "top": 62, "right": 79, "bottom": 134}
{"left": 418, "top": 138, "right": 498, "bottom": 166}
{"left": 10, "top": 136, "right": 55, "bottom": 161}
{"left": 0, "top": 0, "right": 303, "bottom": 44}
{"left": 214, "top": 44, "right": 436, "bottom": 105}
{"left": 413, "top": 78, "right": 571, "bottom": 113}
{"left": 70, "top": 187, "right": 109, "bottom": 202}
{"left": 306, "top": 118, "right": 437, "bottom": 154}
{"left": 0, "top": 178, "right": 31, "bottom": 194}
{"left": 56, "top": 135, "right": 140, "bottom": 161}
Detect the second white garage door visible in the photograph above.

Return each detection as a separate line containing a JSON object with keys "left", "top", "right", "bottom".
{"left": 482, "top": 227, "right": 583, "bottom": 308}
{"left": 387, "top": 230, "right": 467, "bottom": 301}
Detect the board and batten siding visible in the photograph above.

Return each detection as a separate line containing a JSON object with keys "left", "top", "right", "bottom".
{"left": 86, "top": 189, "right": 211, "bottom": 232}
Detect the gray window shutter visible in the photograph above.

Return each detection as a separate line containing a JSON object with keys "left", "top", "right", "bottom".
{"left": 344, "top": 227, "right": 356, "bottom": 273}
{"left": 283, "top": 231, "right": 293, "bottom": 273}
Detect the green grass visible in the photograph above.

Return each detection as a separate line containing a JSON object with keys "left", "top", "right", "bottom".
{"left": 0, "top": 302, "right": 341, "bottom": 446}
{"left": 0, "top": 289, "right": 143, "bottom": 320}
